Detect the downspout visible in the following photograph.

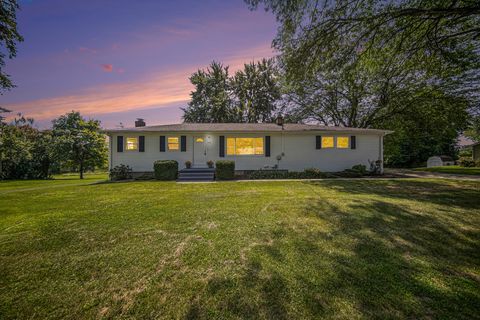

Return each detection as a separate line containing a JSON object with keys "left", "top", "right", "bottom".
{"left": 379, "top": 134, "right": 384, "bottom": 174}
{"left": 109, "top": 134, "right": 113, "bottom": 171}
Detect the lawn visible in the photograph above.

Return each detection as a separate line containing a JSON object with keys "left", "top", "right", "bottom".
{"left": 0, "top": 177, "right": 479, "bottom": 319}
{"left": 413, "top": 165, "right": 480, "bottom": 175}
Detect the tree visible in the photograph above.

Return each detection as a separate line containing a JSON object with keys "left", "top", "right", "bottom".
{"left": 182, "top": 59, "right": 282, "bottom": 123}
{"left": 0, "top": 0, "right": 23, "bottom": 93}
{"left": 0, "top": 107, "right": 11, "bottom": 123}
{"left": 182, "top": 61, "right": 234, "bottom": 123}
{"left": 52, "top": 112, "right": 107, "bottom": 179}
{"left": 0, "top": 114, "right": 54, "bottom": 179}
{"left": 231, "top": 58, "right": 281, "bottom": 122}
{"left": 464, "top": 115, "right": 480, "bottom": 142}
{"left": 247, "top": 0, "right": 477, "bottom": 166}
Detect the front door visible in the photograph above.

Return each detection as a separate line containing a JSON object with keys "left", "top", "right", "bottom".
{"left": 193, "top": 136, "right": 207, "bottom": 167}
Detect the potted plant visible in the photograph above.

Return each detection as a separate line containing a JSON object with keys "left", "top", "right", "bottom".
{"left": 207, "top": 160, "right": 214, "bottom": 168}
{"left": 185, "top": 160, "right": 192, "bottom": 169}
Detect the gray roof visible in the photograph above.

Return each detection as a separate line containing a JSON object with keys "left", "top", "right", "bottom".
{"left": 105, "top": 123, "right": 392, "bottom": 135}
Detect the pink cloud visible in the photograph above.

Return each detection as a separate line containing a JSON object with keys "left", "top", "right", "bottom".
{"left": 101, "top": 64, "right": 113, "bottom": 72}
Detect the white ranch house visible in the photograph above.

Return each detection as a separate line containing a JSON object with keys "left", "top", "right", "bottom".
{"left": 105, "top": 121, "right": 392, "bottom": 174}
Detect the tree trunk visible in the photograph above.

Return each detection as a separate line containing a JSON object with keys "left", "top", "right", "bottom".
{"left": 79, "top": 161, "right": 84, "bottom": 179}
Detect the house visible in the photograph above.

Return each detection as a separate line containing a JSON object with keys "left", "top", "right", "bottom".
{"left": 105, "top": 120, "right": 392, "bottom": 175}
{"left": 426, "top": 156, "right": 455, "bottom": 167}
{"left": 474, "top": 143, "right": 480, "bottom": 162}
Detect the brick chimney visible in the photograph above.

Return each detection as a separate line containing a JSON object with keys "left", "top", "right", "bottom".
{"left": 135, "top": 118, "right": 146, "bottom": 127}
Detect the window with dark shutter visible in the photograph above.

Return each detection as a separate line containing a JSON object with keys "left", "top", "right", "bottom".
{"left": 351, "top": 136, "right": 356, "bottom": 149}
{"left": 180, "top": 136, "right": 186, "bottom": 152}
{"left": 316, "top": 136, "right": 322, "bottom": 149}
{"left": 117, "top": 136, "right": 124, "bottom": 152}
{"left": 139, "top": 136, "right": 145, "bottom": 152}
{"left": 265, "top": 136, "right": 271, "bottom": 157}
{"left": 160, "top": 136, "right": 166, "bottom": 152}
{"left": 219, "top": 136, "right": 225, "bottom": 157}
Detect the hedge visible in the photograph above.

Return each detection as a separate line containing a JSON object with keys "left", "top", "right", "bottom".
{"left": 154, "top": 160, "right": 178, "bottom": 180}
{"left": 247, "top": 165, "right": 369, "bottom": 180}
{"left": 109, "top": 164, "right": 133, "bottom": 181}
{"left": 215, "top": 160, "right": 235, "bottom": 180}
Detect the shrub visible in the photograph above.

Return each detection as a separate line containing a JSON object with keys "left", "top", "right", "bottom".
{"left": 109, "top": 164, "right": 133, "bottom": 181}
{"left": 207, "top": 160, "right": 214, "bottom": 168}
{"left": 351, "top": 164, "right": 367, "bottom": 175}
{"left": 304, "top": 168, "right": 326, "bottom": 179}
{"left": 215, "top": 160, "right": 235, "bottom": 180}
{"left": 154, "top": 160, "right": 178, "bottom": 180}
{"left": 458, "top": 157, "right": 476, "bottom": 167}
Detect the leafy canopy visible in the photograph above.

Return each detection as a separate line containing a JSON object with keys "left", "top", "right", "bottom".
{"left": 182, "top": 59, "right": 282, "bottom": 123}
{"left": 0, "top": 0, "right": 23, "bottom": 93}
{"left": 52, "top": 111, "right": 107, "bottom": 179}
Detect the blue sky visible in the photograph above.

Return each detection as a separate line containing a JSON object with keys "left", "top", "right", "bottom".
{"left": 1, "top": 0, "right": 277, "bottom": 128}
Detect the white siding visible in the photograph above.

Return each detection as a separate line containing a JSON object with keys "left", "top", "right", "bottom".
{"left": 109, "top": 131, "right": 383, "bottom": 172}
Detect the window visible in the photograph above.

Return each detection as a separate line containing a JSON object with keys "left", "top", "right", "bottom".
{"left": 168, "top": 137, "right": 179, "bottom": 151}
{"left": 337, "top": 136, "right": 349, "bottom": 149}
{"left": 195, "top": 137, "right": 204, "bottom": 143}
{"left": 126, "top": 137, "right": 138, "bottom": 151}
{"left": 322, "top": 136, "right": 334, "bottom": 148}
{"left": 226, "top": 137, "right": 264, "bottom": 155}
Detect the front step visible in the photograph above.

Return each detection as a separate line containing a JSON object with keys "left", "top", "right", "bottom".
{"left": 177, "top": 168, "right": 215, "bottom": 182}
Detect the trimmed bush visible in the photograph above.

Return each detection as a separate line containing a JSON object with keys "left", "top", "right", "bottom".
{"left": 247, "top": 169, "right": 318, "bottom": 180}
{"left": 109, "top": 164, "right": 133, "bottom": 181}
{"left": 458, "top": 157, "right": 476, "bottom": 167}
{"left": 351, "top": 164, "right": 368, "bottom": 175}
{"left": 304, "top": 168, "right": 326, "bottom": 179}
{"left": 154, "top": 160, "right": 178, "bottom": 180}
{"left": 216, "top": 160, "right": 235, "bottom": 180}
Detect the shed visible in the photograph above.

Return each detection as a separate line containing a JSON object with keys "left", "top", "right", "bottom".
{"left": 427, "top": 156, "right": 455, "bottom": 168}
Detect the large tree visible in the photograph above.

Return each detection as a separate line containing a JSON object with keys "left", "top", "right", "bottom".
{"left": 0, "top": 0, "right": 23, "bottom": 93}
{"left": 182, "top": 59, "right": 282, "bottom": 123}
{"left": 231, "top": 58, "right": 282, "bottom": 123}
{"left": 0, "top": 114, "right": 53, "bottom": 179}
{"left": 182, "top": 61, "right": 233, "bottom": 123}
{"left": 247, "top": 0, "right": 478, "bottom": 165}
{"left": 52, "top": 112, "right": 107, "bottom": 179}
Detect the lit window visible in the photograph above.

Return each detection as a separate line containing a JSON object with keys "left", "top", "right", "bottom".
{"left": 322, "top": 136, "right": 334, "bottom": 148}
{"left": 226, "top": 137, "right": 264, "bottom": 155}
{"left": 337, "top": 136, "right": 349, "bottom": 149}
{"left": 195, "top": 137, "right": 204, "bottom": 143}
{"left": 227, "top": 138, "right": 235, "bottom": 155}
{"left": 126, "top": 137, "right": 138, "bottom": 150}
{"left": 168, "top": 137, "right": 179, "bottom": 151}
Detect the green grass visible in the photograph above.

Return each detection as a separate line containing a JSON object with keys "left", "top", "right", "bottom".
{"left": 0, "top": 172, "right": 108, "bottom": 192}
{"left": 413, "top": 165, "right": 480, "bottom": 175}
{"left": 0, "top": 177, "right": 479, "bottom": 319}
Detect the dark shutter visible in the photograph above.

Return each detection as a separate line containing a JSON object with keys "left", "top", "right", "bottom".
{"left": 351, "top": 136, "right": 356, "bottom": 149}
{"left": 219, "top": 136, "right": 225, "bottom": 157}
{"left": 180, "top": 135, "right": 187, "bottom": 152}
{"left": 316, "top": 135, "right": 322, "bottom": 149}
{"left": 265, "top": 136, "right": 271, "bottom": 157}
{"left": 139, "top": 136, "right": 145, "bottom": 152}
{"left": 117, "top": 136, "right": 124, "bottom": 152}
{"left": 160, "top": 136, "right": 166, "bottom": 152}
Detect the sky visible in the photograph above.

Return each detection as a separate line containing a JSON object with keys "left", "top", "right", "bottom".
{"left": 1, "top": 0, "right": 277, "bottom": 128}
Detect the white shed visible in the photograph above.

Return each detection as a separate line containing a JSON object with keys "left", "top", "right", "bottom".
{"left": 427, "top": 156, "right": 455, "bottom": 167}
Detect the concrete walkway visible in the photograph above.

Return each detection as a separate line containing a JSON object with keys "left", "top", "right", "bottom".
{"left": 385, "top": 168, "right": 480, "bottom": 181}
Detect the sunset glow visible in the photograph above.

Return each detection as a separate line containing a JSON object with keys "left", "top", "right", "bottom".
{"left": 1, "top": 0, "right": 276, "bottom": 128}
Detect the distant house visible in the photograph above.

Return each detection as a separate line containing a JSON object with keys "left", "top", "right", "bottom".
{"left": 471, "top": 142, "right": 480, "bottom": 162}
{"left": 105, "top": 120, "right": 392, "bottom": 174}
{"left": 427, "top": 156, "right": 455, "bottom": 167}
